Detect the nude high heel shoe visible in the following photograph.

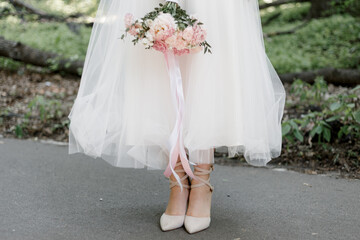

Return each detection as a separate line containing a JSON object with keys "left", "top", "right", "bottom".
{"left": 160, "top": 162, "right": 190, "bottom": 231}
{"left": 184, "top": 165, "right": 214, "bottom": 234}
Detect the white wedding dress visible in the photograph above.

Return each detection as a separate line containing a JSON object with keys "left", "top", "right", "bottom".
{"left": 68, "top": 0, "right": 286, "bottom": 170}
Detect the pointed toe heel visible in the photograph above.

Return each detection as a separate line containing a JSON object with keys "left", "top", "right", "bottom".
{"left": 184, "top": 215, "right": 211, "bottom": 234}
{"left": 185, "top": 165, "right": 214, "bottom": 234}
{"left": 159, "top": 162, "right": 190, "bottom": 231}
{"left": 160, "top": 213, "right": 186, "bottom": 231}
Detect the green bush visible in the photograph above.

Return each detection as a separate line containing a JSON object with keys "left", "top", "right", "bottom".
{"left": 264, "top": 14, "right": 360, "bottom": 73}
{"left": 282, "top": 78, "right": 360, "bottom": 148}
{"left": 261, "top": 3, "right": 311, "bottom": 24}
{"left": 330, "top": 0, "right": 360, "bottom": 17}
{"left": 0, "top": 16, "right": 91, "bottom": 58}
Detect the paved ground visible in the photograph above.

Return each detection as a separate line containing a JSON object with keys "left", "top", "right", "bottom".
{"left": 0, "top": 137, "right": 359, "bottom": 240}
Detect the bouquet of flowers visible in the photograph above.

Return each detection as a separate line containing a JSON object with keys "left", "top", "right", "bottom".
{"left": 121, "top": 1, "right": 212, "bottom": 56}
{"left": 121, "top": 1, "right": 212, "bottom": 189}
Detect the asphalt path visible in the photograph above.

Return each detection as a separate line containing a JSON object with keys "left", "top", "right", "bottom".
{"left": 0, "top": 138, "right": 359, "bottom": 240}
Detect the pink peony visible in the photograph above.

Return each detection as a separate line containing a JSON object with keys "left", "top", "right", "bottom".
{"left": 173, "top": 48, "right": 190, "bottom": 56}
{"left": 165, "top": 35, "right": 177, "bottom": 48}
{"left": 128, "top": 26, "right": 138, "bottom": 36}
{"left": 124, "top": 13, "right": 134, "bottom": 28}
{"left": 174, "top": 35, "right": 188, "bottom": 50}
{"left": 182, "top": 27, "right": 194, "bottom": 42}
{"left": 153, "top": 40, "right": 168, "bottom": 53}
{"left": 192, "top": 24, "right": 207, "bottom": 45}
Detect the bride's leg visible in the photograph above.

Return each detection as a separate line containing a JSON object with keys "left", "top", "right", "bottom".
{"left": 186, "top": 148, "right": 214, "bottom": 218}
{"left": 164, "top": 154, "right": 190, "bottom": 216}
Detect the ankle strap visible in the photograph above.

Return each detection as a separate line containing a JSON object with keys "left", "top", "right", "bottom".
{"left": 172, "top": 161, "right": 185, "bottom": 173}
{"left": 191, "top": 165, "right": 214, "bottom": 192}
{"left": 169, "top": 174, "right": 190, "bottom": 189}
{"left": 169, "top": 162, "right": 190, "bottom": 189}
{"left": 193, "top": 165, "right": 213, "bottom": 175}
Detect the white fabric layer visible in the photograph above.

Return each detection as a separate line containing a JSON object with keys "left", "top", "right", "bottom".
{"left": 68, "top": 0, "right": 286, "bottom": 169}
{"left": 166, "top": 0, "right": 180, "bottom": 4}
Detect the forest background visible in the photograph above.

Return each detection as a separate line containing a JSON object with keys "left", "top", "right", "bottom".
{"left": 0, "top": 0, "right": 359, "bottom": 178}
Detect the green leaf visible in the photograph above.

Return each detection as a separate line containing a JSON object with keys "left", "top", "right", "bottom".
{"left": 310, "top": 124, "right": 322, "bottom": 138}
{"left": 289, "top": 120, "right": 298, "bottom": 129}
{"left": 323, "top": 128, "right": 331, "bottom": 142}
{"left": 321, "top": 120, "right": 331, "bottom": 128}
{"left": 350, "top": 85, "right": 360, "bottom": 92}
{"left": 294, "top": 130, "right": 304, "bottom": 142}
{"left": 329, "top": 102, "right": 341, "bottom": 111}
{"left": 15, "top": 125, "right": 23, "bottom": 138}
{"left": 354, "top": 111, "right": 360, "bottom": 123}
{"left": 282, "top": 123, "right": 291, "bottom": 136}
{"left": 346, "top": 103, "right": 355, "bottom": 108}
{"left": 326, "top": 115, "right": 340, "bottom": 122}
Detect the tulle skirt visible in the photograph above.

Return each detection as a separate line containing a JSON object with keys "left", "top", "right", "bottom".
{"left": 68, "top": 0, "right": 286, "bottom": 170}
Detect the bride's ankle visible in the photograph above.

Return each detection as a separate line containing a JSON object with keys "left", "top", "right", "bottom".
{"left": 165, "top": 167, "right": 190, "bottom": 215}
{"left": 185, "top": 164, "right": 214, "bottom": 217}
{"left": 190, "top": 164, "right": 214, "bottom": 191}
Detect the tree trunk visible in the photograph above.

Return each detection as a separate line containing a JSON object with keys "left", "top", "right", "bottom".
{"left": 0, "top": 37, "right": 83, "bottom": 76}
{"left": 309, "top": 0, "right": 331, "bottom": 18}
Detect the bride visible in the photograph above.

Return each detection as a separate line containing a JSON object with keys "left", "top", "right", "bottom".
{"left": 68, "top": 0, "right": 286, "bottom": 234}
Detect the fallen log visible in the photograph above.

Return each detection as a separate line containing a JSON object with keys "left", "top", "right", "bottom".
{"left": 0, "top": 37, "right": 83, "bottom": 76}
{"left": 8, "top": 0, "right": 94, "bottom": 28}
{"left": 9, "top": 0, "right": 63, "bottom": 21}
{"left": 264, "top": 19, "right": 310, "bottom": 38}
{"left": 1, "top": 36, "right": 359, "bottom": 86}
{"left": 259, "top": 0, "right": 310, "bottom": 9}
{"left": 279, "top": 68, "right": 360, "bottom": 86}
{"left": 263, "top": 12, "right": 282, "bottom": 26}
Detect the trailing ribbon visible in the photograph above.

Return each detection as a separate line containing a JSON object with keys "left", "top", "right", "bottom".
{"left": 163, "top": 50, "right": 196, "bottom": 191}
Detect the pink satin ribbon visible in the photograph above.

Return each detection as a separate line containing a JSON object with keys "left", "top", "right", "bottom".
{"left": 163, "top": 51, "right": 196, "bottom": 191}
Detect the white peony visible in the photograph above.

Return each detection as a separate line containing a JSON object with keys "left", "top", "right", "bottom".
{"left": 145, "top": 19, "right": 153, "bottom": 27}
{"left": 149, "top": 12, "right": 177, "bottom": 41}
{"left": 141, "top": 38, "right": 153, "bottom": 47}
{"left": 145, "top": 31, "right": 154, "bottom": 42}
